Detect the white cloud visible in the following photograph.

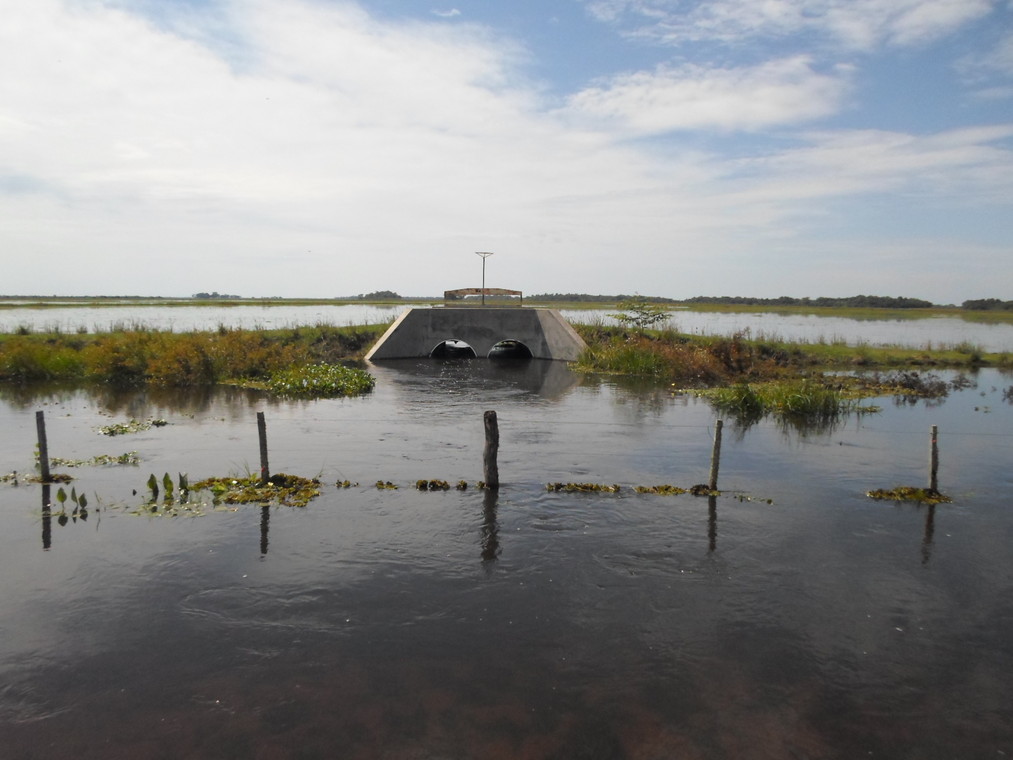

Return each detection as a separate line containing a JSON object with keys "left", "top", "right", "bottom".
{"left": 432, "top": 8, "right": 462, "bottom": 18}
{"left": 719, "top": 125, "right": 1013, "bottom": 215}
{"left": 958, "top": 30, "right": 1013, "bottom": 83}
{"left": 584, "top": 0, "right": 996, "bottom": 51}
{"left": 0, "top": 0, "right": 1009, "bottom": 300}
{"left": 562, "top": 57, "right": 850, "bottom": 134}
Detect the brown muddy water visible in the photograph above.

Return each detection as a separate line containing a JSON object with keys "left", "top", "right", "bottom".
{"left": 1, "top": 360, "right": 1012, "bottom": 759}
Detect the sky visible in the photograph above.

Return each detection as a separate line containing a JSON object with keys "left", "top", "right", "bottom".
{"left": 1, "top": 0, "right": 1011, "bottom": 303}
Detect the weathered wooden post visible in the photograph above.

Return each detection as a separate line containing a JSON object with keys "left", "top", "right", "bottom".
{"left": 41, "top": 483, "right": 52, "bottom": 551}
{"left": 257, "top": 412, "right": 270, "bottom": 485}
{"left": 928, "top": 424, "right": 939, "bottom": 494}
{"left": 707, "top": 494, "right": 717, "bottom": 553}
{"left": 36, "top": 410, "right": 51, "bottom": 483}
{"left": 481, "top": 488, "right": 500, "bottom": 563}
{"left": 708, "top": 419, "right": 723, "bottom": 492}
{"left": 483, "top": 410, "right": 499, "bottom": 489}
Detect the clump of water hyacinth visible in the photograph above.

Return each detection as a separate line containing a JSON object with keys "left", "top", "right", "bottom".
{"left": 257, "top": 363, "right": 375, "bottom": 399}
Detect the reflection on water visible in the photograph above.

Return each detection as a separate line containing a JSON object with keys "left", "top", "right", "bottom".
{"left": 1, "top": 363, "right": 1012, "bottom": 757}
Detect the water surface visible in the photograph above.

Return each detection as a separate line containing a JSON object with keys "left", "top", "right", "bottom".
{"left": 0, "top": 362, "right": 1011, "bottom": 758}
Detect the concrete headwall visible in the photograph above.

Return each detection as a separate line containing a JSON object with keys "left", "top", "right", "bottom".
{"left": 364, "top": 307, "right": 588, "bottom": 362}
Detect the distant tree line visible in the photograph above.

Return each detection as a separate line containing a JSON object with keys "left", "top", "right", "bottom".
{"left": 353, "top": 290, "right": 402, "bottom": 300}
{"left": 192, "top": 292, "right": 241, "bottom": 300}
{"left": 683, "top": 295, "right": 935, "bottom": 309}
{"left": 961, "top": 298, "right": 1013, "bottom": 311}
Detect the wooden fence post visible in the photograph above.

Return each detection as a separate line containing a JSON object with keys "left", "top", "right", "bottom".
{"left": 36, "top": 410, "right": 51, "bottom": 483}
{"left": 257, "top": 412, "right": 270, "bottom": 485}
{"left": 928, "top": 424, "right": 939, "bottom": 493}
{"left": 708, "top": 419, "right": 723, "bottom": 492}
{"left": 483, "top": 410, "right": 499, "bottom": 489}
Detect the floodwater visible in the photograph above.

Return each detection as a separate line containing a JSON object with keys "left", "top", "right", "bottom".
{"left": 1, "top": 360, "right": 1012, "bottom": 759}
{"left": 2, "top": 303, "right": 1012, "bottom": 352}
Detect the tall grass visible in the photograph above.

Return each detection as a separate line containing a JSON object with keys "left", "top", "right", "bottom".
{"left": 0, "top": 324, "right": 387, "bottom": 387}
{"left": 708, "top": 378, "right": 865, "bottom": 425}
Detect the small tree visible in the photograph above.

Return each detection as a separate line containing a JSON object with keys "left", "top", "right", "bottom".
{"left": 609, "top": 297, "right": 671, "bottom": 331}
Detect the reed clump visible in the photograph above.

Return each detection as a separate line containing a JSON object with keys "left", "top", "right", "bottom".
{"left": 705, "top": 378, "right": 872, "bottom": 426}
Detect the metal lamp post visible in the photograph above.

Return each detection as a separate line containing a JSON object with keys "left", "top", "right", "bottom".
{"left": 475, "top": 251, "right": 493, "bottom": 305}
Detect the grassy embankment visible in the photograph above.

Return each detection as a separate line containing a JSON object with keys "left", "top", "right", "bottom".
{"left": 573, "top": 323, "right": 1012, "bottom": 422}
{"left": 0, "top": 324, "right": 385, "bottom": 396}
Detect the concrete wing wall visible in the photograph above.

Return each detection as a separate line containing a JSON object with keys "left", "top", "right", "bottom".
{"left": 364, "top": 308, "right": 587, "bottom": 362}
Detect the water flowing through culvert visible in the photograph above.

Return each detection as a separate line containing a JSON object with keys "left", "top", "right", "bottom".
{"left": 0, "top": 361, "right": 1012, "bottom": 757}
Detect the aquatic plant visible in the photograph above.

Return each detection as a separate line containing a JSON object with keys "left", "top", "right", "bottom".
{"left": 546, "top": 482, "right": 621, "bottom": 493}
{"left": 375, "top": 481, "right": 398, "bottom": 490}
{"left": 704, "top": 378, "right": 874, "bottom": 427}
{"left": 416, "top": 479, "right": 450, "bottom": 491}
{"left": 257, "top": 363, "right": 375, "bottom": 399}
{"left": 98, "top": 418, "right": 168, "bottom": 436}
{"left": 634, "top": 484, "right": 687, "bottom": 495}
{"left": 48, "top": 451, "right": 140, "bottom": 467}
{"left": 190, "top": 473, "right": 321, "bottom": 508}
{"left": 867, "top": 487, "right": 952, "bottom": 504}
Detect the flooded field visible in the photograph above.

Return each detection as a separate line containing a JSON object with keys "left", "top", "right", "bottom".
{"left": 1, "top": 360, "right": 1012, "bottom": 758}
{"left": 2, "top": 303, "right": 1012, "bottom": 352}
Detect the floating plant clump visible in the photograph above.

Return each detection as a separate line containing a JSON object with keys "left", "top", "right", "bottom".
{"left": 237, "top": 363, "right": 375, "bottom": 399}
{"left": 98, "top": 419, "right": 168, "bottom": 436}
{"left": 416, "top": 479, "right": 450, "bottom": 491}
{"left": 335, "top": 479, "right": 358, "bottom": 488}
{"left": 48, "top": 452, "right": 140, "bottom": 467}
{"left": 190, "top": 474, "right": 321, "bottom": 508}
{"left": 546, "top": 482, "right": 621, "bottom": 493}
{"left": 867, "top": 487, "right": 952, "bottom": 504}
{"left": 634, "top": 484, "right": 688, "bottom": 495}
{"left": 375, "top": 481, "right": 398, "bottom": 490}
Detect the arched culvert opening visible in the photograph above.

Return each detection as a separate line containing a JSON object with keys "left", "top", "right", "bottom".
{"left": 488, "top": 339, "right": 533, "bottom": 360}
{"left": 430, "top": 339, "right": 477, "bottom": 359}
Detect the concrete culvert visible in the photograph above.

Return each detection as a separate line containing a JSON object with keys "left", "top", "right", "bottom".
{"left": 429, "top": 339, "right": 477, "bottom": 359}
{"left": 488, "top": 339, "right": 533, "bottom": 360}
